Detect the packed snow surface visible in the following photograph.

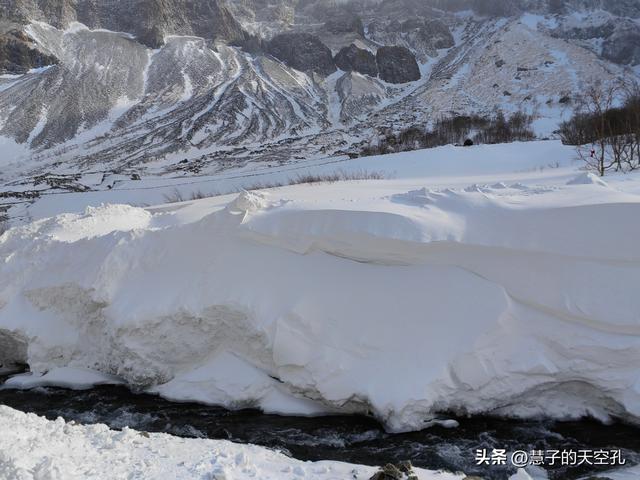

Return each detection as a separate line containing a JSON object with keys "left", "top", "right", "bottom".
{"left": 1, "top": 142, "right": 640, "bottom": 433}
{"left": 0, "top": 405, "right": 466, "bottom": 480}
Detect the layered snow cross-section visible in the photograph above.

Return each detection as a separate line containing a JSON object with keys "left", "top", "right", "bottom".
{"left": 1, "top": 162, "right": 639, "bottom": 433}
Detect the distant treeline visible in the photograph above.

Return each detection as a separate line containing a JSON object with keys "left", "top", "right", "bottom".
{"left": 559, "top": 81, "right": 640, "bottom": 175}
{"left": 362, "top": 111, "right": 535, "bottom": 156}
{"left": 404, "top": 0, "right": 566, "bottom": 16}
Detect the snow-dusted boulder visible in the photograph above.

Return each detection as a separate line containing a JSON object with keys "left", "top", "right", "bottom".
{"left": 376, "top": 46, "right": 420, "bottom": 84}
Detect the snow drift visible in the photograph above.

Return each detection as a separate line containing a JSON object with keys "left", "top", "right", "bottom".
{"left": 1, "top": 173, "right": 640, "bottom": 432}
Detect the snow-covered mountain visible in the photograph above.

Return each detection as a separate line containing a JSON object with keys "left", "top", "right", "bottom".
{"left": 0, "top": 0, "right": 638, "bottom": 188}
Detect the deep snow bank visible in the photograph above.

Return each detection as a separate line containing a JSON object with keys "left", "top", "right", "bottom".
{"left": 0, "top": 405, "right": 465, "bottom": 480}
{"left": 1, "top": 174, "right": 640, "bottom": 432}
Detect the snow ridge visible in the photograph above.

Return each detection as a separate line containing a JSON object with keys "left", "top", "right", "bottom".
{"left": 2, "top": 161, "right": 640, "bottom": 433}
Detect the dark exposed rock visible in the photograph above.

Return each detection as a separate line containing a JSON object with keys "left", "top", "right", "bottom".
{"left": 232, "top": 32, "right": 266, "bottom": 55}
{"left": 369, "top": 462, "right": 418, "bottom": 480}
{"left": 371, "top": 0, "right": 445, "bottom": 19}
{"left": 267, "top": 33, "right": 336, "bottom": 76}
{"left": 323, "top": 12, "right": 365, "bottom": 37}
{"left": 225, "top": 0, "right": 295, "bottom": 27}
{"left": 334, "top": 44, "right": 378, "bottom": 77}
{"left": 548, "top": 15, "right": 640, "bottom": 65}
{"left": 553, "top": 22, "right": 616, "bottom": 41}
{"left": 0, "top": 30, "right": 58, "bottom": 74}
{"left": 602, "top": 28, "right": 640, "bottom": 65}
{"left": 472, "top": 0, "right": 520, "bottom": 17}
{"left": 376, "top": 46, "right": 421, "bottom": 84}
{"left": 400, "top": 19, "right": 424, "bottom": 32}
{"left": 0, "top": 329, "right": 28, "bottom": 368}
{"left": 386, "top": 19, "right": 402, "bottom": 33}
{"left": 1, "top": 0, "right": 77, "bottom": 27}
{"left": 136, "top": 25, "right": 166, "bottom": 49}
{"left": 415, "top": 19, "right": 455, "bottom": 50}
{"left": 399, "top": 18, "right": 454, "bottom": 49}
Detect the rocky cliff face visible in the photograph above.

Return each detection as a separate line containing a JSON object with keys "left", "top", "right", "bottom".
{"left": 334, "top": 44, "right": 378, "bottom": 77}
{"left": 1, "top": 0, "right": 246, "bottom": 47}
{"left": 602, "top": 28, "right": 640, "bottom": 66}
{"left": 0, "top": 30, "right": 57, "bottom": 74}
{"left": 323, "top": 11, "right": 365, "bottom": 37}
{"left": 0, "top": 0, "right": 76, "bottom": 27}
{"left": 376, "top": 46, "right": 421, "bottom": 83}
{"left": 267, "top": 32, "right": 337, "bottom": 76}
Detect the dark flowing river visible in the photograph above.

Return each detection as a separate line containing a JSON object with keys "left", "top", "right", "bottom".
{"left": 0, "top": 379, "right": 638, "bottom": 480}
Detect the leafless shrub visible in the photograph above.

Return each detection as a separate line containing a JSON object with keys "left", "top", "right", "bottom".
{"left": 291, "top": 170, "right": 386, "bottom": 185}
{"left": 362, "top": 110, "right": 535, "bottom": 157}
{"left": 190, "top": 190, "right": 218, "bottom": 200}
{"left": 163, "top": 188, "right": 186, "bottom": 203}
{"left": 559, "top": 80, "right": 640, "bottom": 176}
{"left": 159, "top": 171, "right": 389, "bottom": 204}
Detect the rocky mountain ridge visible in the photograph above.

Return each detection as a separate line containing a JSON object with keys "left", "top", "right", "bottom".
{"left": 0, "top": 0, "right": 638, "bottom": 196}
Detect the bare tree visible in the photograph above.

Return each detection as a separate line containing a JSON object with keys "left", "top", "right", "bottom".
{"left": 574, "top": 82, "right": 620, "bottom": 176}
{"left": 622, "top": 80, "right": 640, "bottom": 171}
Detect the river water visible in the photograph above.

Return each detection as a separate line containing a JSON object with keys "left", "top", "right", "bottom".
{"left": 1, "top": 379, "right": 639, "bottom": 480}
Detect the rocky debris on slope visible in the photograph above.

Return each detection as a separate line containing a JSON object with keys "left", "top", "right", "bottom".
{"left": 335, "top": 72, "right": 386, "bottom": 122}
{"left": 367, "top": 17, "right": 454, "bottom": 61}
{"left": 548, "top": 15, "right": 640, "bottom": 66}
{"left": 550, "top": 21, "right": 616, "bottom": 42}
{"left": 400, "top": 18, "right": 455, "bottom": 50}
{"left": 1, "top": 0, "right": 76, "bottom": 27}
{"left": 0, "top": 24, "right": 150, "bottom": 148}
{"left": 369, "top": 0, "right": 442, "bottom": 20}
{"left": 224, "top": 0, "right": 296, "bottom": 33}
{"left": 376, "top": 46, "right": 421, "bottom": 84}
{"left": 266, "top": 32, "right": 336, "bottom": 76}
{"left": 0, "top": 29, "right": 58, "bottom": 74}
{"left": 323, "top": 11, "right": 365, "bottom": 37}
{"left": 472, "top": 0, "right": 520, "bottom": 17}
{"left": 580, "top": 0, "right": 640, "bottom": 17}
{"left": 334, "top": 44, "right": 378, "bottom": 76}
{"left": 0, "top": 25, "right": 330, "bottom": 164}
{"left": 602, "top": 27, "right": 640, "bottom": 65}
{"left": 2, "top": 0, "right": 247, "bottom": 48}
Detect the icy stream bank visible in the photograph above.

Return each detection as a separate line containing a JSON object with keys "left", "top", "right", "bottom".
{"left": 1, "top": 383, "right": 640, "bottom": 479}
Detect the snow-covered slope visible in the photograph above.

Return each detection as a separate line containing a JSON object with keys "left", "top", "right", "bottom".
{"left": 2, "top": 141, "right": 640, "bottom": 434}
{"left": 0, "top": 1, "right": 637, "bottom": 191}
